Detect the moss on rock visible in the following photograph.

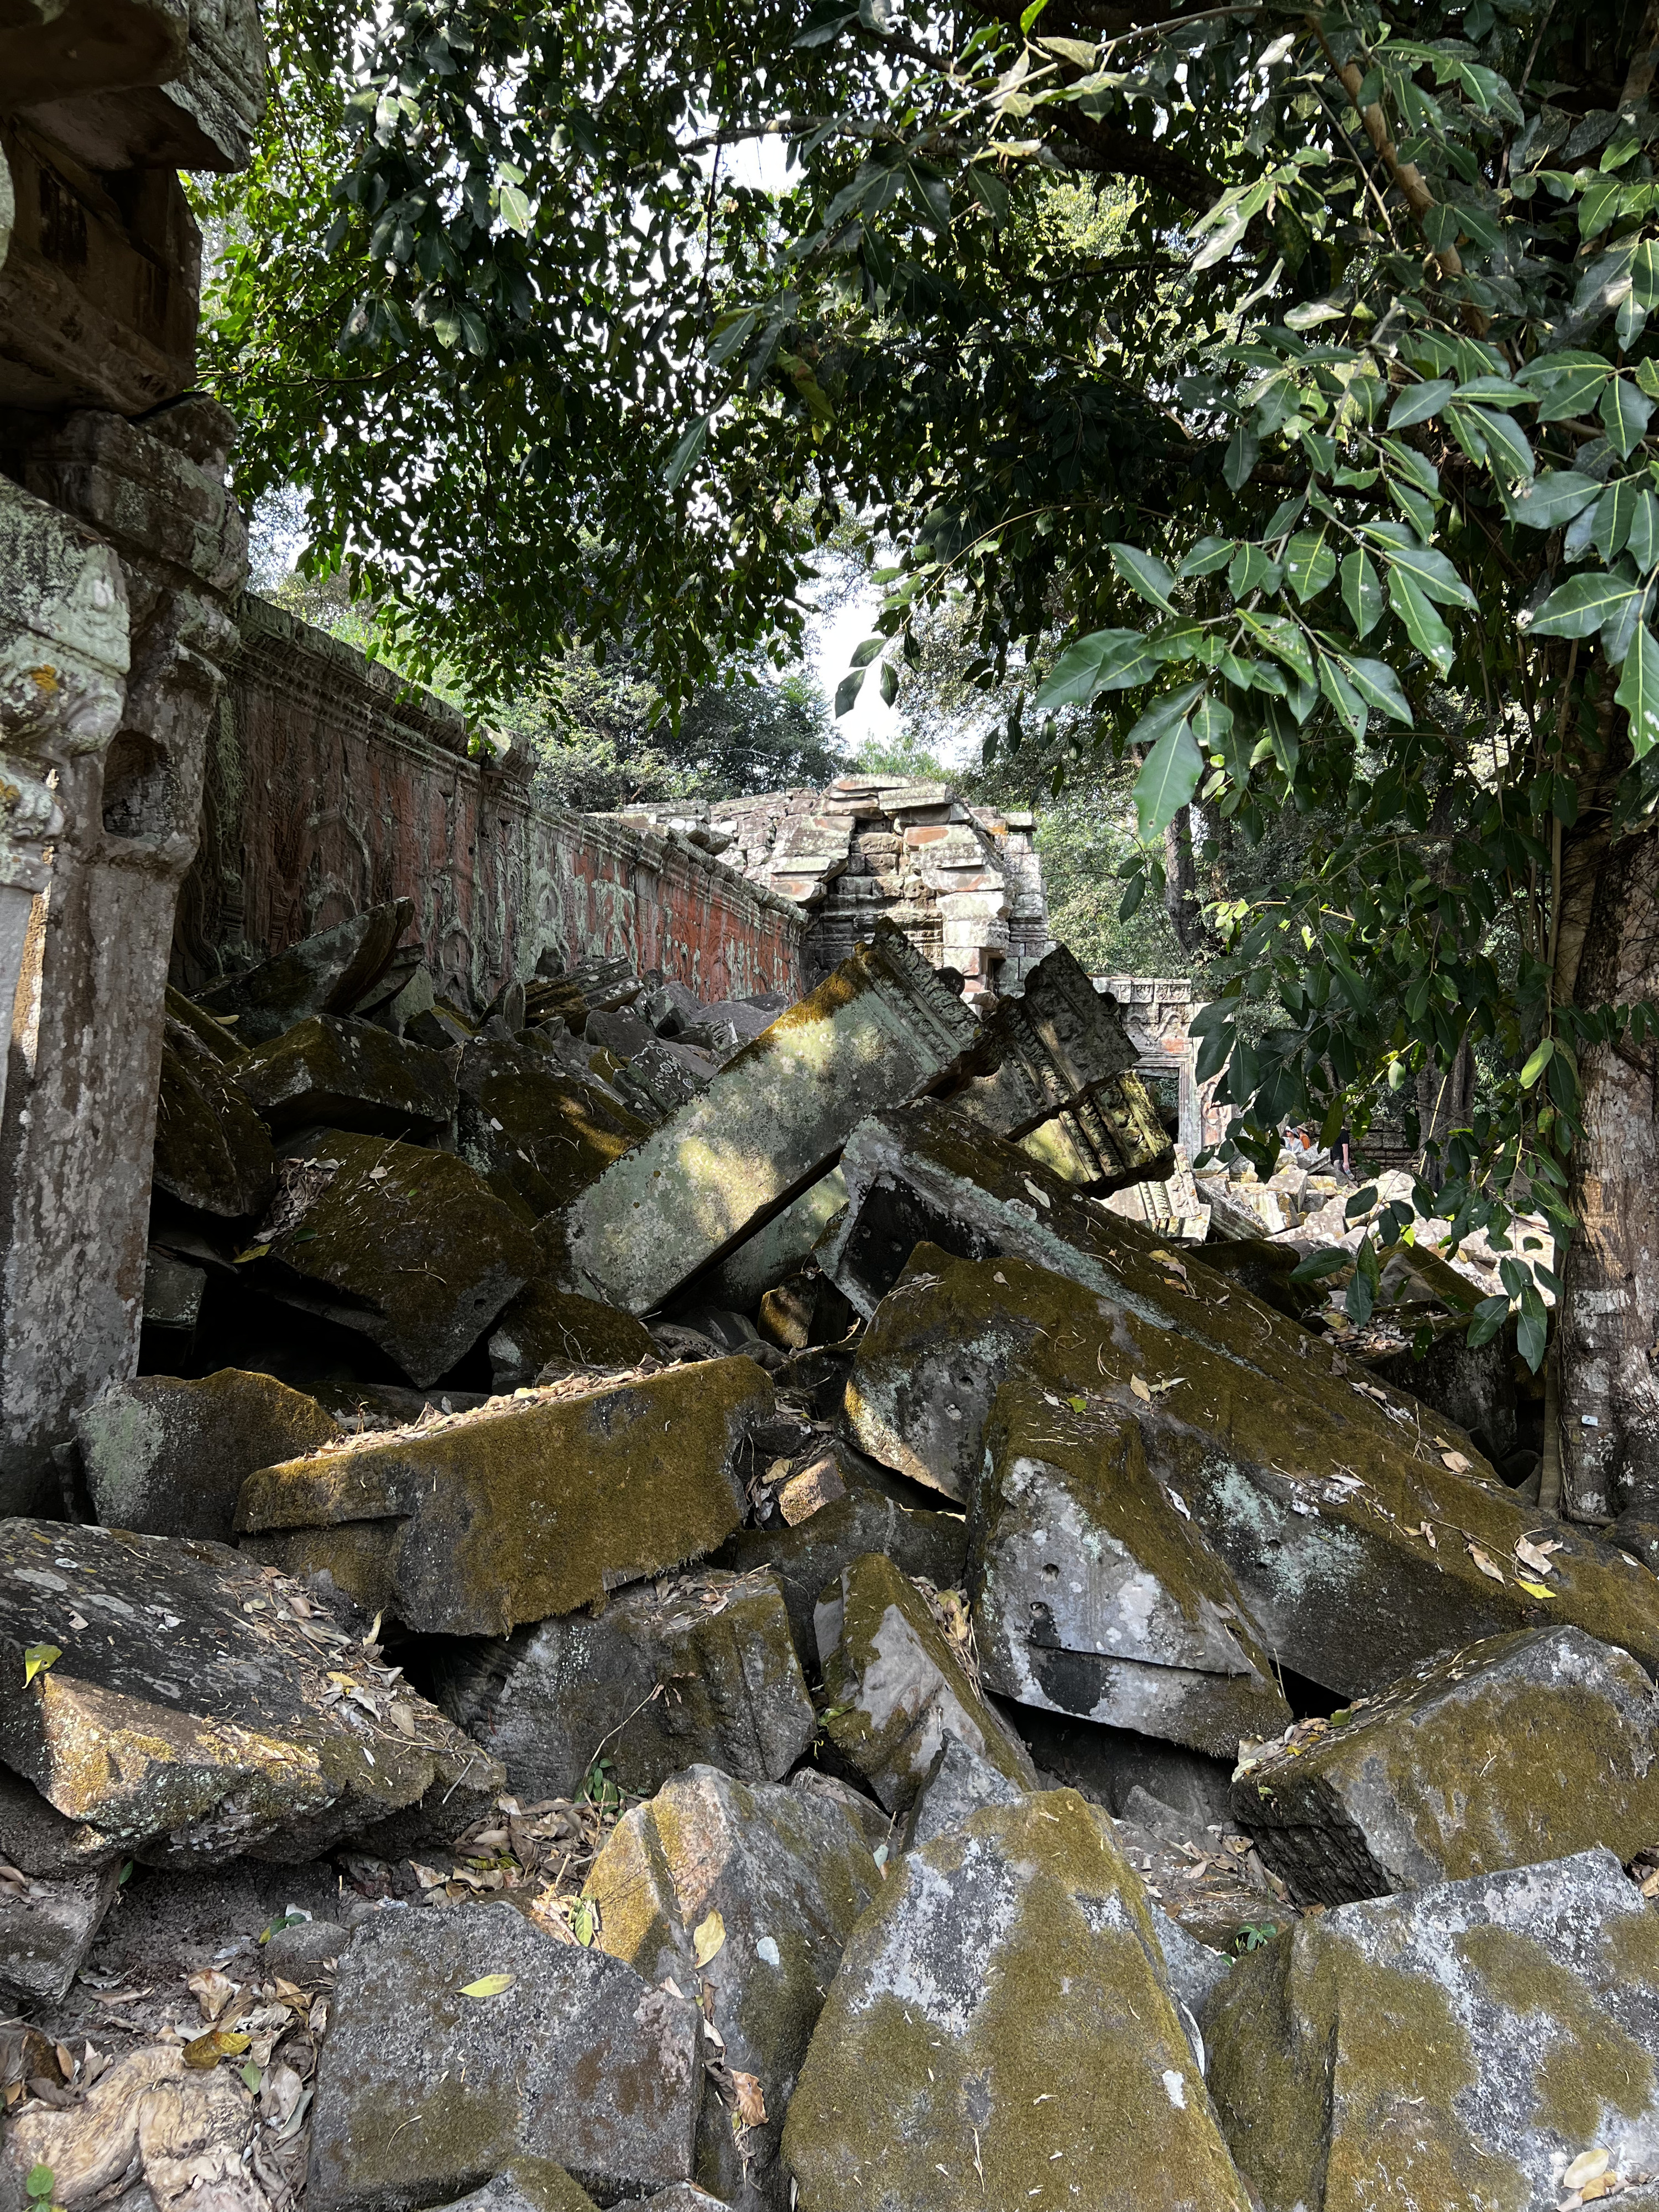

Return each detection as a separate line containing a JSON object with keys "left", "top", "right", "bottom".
{"left": 233, "top": 1015, "right": 458, "bottom": 1136}
{"left": 486, "top": 1281, "right": 655, "bottom": 1391}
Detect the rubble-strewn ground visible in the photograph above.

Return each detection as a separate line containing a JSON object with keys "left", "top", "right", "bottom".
{"left": 4, "top": 909, "right": 1657, "bottom": 2212}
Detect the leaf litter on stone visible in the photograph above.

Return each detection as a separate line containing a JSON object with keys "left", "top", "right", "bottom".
{"left": 693, "top": 1910, "right": 726, "bottom": 1967}
{"left": 1465, "top": 1542, "right": 1506, "bottom": 1583}
{"left": 457, "top": 1973, "right": 516, "bottom": 1998}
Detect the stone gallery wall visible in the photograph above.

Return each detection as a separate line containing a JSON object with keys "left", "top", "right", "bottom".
{"left": 175, "top": 596, "right": 809, "bottom": 1008}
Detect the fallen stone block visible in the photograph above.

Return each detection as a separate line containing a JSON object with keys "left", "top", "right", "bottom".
{"left": 142, "top": 1247, "right": 206, "bottom": 1338}
{"left": 430, "top": 1567, "right": 815, "bottom": 1801}
{"left": 1364, "top": 1311, "right": 1520, "bottom": 1468}
{"left": 900, "top": 1728, "right": 1025, "bottom": 1850}
{"left": 486, "top": 1282, "right": 656, "bottom": 1390}
{"left": 1206, "top": 1848, "right": 1659, "bottom": 2210}
{"left": 566, "top": 922, "right": 980, "bottom": 1316}
{"left": 0, "top": 1520, "right": 502, "bottom": 1869}
{"left": 938, "top": 942, "right": 1140, "bottom": 1139}
{"left": 587, "top": 1764, "right": 880, "bottom": 2204}
{"left": 1232, "top": 1625, "right": 1659, "bottom": 1906}
{"left": 838, "top": 1212, "right": 1659, "bottom": 1699}
{"left": 781, "top": 1791, "right": 1251, "bottom": 2212}
{"left": 195, "top": 900, "right": 413, "bottom": 1045}
{"left": 971, "top": 1376, "right": 1289, "bottom": 1757}
{"left": 706, "top": 1171, "right": 849, "bottom": 1311}
{"left": 153, "top": 1025, "right": 276, "bottom": 1218}
{"left": 714, "top": 1476, "right": 968, "bottom": 1674}
{"left": 815, "top": 1551, "right": 1037, "bottom": 1812}
{"left": 232, "top": 1016, "right": 458, "bottom": 1138}
{"left": 249, "top": 1133, "right": 540, "bottom": 1385}
{"left": 1015, "top": 1077, "right": 1174, "bottom": 1192}
{"left": 425, "top": 2166, "right": 598, "bottom": 2212}
{"left": 75, "top": 1369, "right": 341, "bottom": 1544}
{"left": 0, "top": 1762, "right": 117, "bottom": 1878}
{"left": 236, "top": 1360, "right": 772, "bottom": 1637}
{"left": 0, "top": 1861, "right": 121, "bottom": 2002}
{"left": 620, "top": 1037, "right": 707, "bottom": 1119}
{"left": 456, "top": 1040, "right": 651, "bottom": 1218}
{"left": 306, "top": 1900, "right": 702, "bottom": 2212}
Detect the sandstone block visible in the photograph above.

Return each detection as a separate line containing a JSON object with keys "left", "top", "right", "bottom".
{"left": 901, "top": 1728, "right": 1025, "bottom": 1850}
{"left": 153, "top": 1027, "right": 274, "bottom": 1218}
{"left": 486, "top": 1281, "right": 656, "bottom": 1391}
{"left": 0, "top": 1862, "right": 120, "bottom": 2002}
{"left": 456, "top": 1040, "right": 650, "bottom": 1218}
{"left": 195, "top": 901, "right": 411, "bottom": 1046}
{"left": 233, "top": 1015, "right": 458, "bottom": 1137}
{"left": 424, "top": 2166, "right": 597, "bottom": 2212}
{"left": 306, "top": 1901, "right": 702, "bottom": 2212}
{"left": 939, "top": 943, "right": 1138, "bottom": 1139}
{"left": 236, "top": 1360, "right": 771, "bottom": 1637}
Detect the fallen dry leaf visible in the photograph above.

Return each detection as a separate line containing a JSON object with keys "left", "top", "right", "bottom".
{"left": 456, "top": 1974, "right": 515, "bottom": 1999}
{"left": 182, "top": 2032, "right": 250, "bottom": 2072}
{"left": 1516, "top": 1578, "right": 1557, "bottom": 1601}
{"left": 187, "top": 1972, "right": 236, "bottom": 2025}
{"left": 1466, "top": 1543, "right": 1505, "bottom": 1584}
{"left": 1515, "top": 1535, "right": 1556, "bottom": 1576}
{"left": 692, "top": 1910, "right": 726, "bottom": 1968}
{"left": 1129, "top": 1376, "right": 1152, "bottom": 1404}
{"left": 1442, "top": 1450, "right": 1472, "bottom": 1475}
{"left": 1564, "top": 2149, "right": 1611, "bottom": 2192}
{"left": 731, "top": 2070, "right": 767, "bottom": 2129}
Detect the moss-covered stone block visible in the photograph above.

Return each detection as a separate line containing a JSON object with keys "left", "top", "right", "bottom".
{"left": 236, "top": 1358, "right": 773, "bottom": 1636}
{"left": 427, "top": 2164, "right": 597, "bottom": 2212}
{"left": 153, "top": 1027, "right": 275, "bottom": 1218}
{"left": 254, "top": 1130, "right": 541, "bottom": 1385}
{"left": 306, "top": 1900, "right": 701, "bottom": 2212}
{"left": 486, "top": 1281, "right": 655, "bottom": 1391}
{"left": 973, "top": 1374, "right": 1290, "bottom": 1757}
{"left": 233, "top": 1014, "right": 459, "bottom": 1137}
{"left": 431, "top": 1567, "right": 815, "bottom": 1800}
{"left": 74, "top": 1368, "right": 340, "bottom": 1543}
{"left": 815, "top": 1551, "right": 1037, "bottom": 1812}
{"left": 1233, "top": 1626, "right": 1659, "bottom": 1905}
{"left": 781, "top": 1790, "right": 1251, "bottom": 2212}
{"left": 0, "top": 1519, "right": 502, "bottom": 1870}
{"left": 195, "top": 900, "right": 411, "bottom": 1046}
{"left": 586, "top": 1764, "right": 880, "bottom": 2204}
{"left": 1206, "top": 1847, "right": 1659, "bottom": 2210}
{"left": 845, "top": 1239, "right": 1659, "bottom": 1702}
{"left": 456, "top": 1037, "right": 651, "bottom": 1218}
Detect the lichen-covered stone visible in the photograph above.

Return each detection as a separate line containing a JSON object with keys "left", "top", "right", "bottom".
{"left": 1206, "top": 1848, "right": 1659, "bottom": 2210}
{"left": 713, "top": 1474, "right": 968, "bottom": 1675}
{"left": 844, "top": 1236, "right": 1659, "bottom": 1701}
{"left": 306, "top": 1901, "right": 702, "bottom": 2212}
{"left": 237, "top": 1360, "right": 772, "bottom": 1636}
{"left": 781, "top": 1791, "right": 1252, "bottom": 2212}
{"left": 587, "top": 1764, "right": 880, "bottom": 2204}
{"left": 972, "top": 1375, "right": 1289, "bottom": 1757}
{"left": 425, "top": 2164, "right": 598, "bottom": 2212}
{"left": 0, "top": 1520, "right": 502, "bottom": 1869}
{"left": 232, "top": 1014, "right": 458, "bottom": 1136}
{"left": 815, "top": 1552, "right": 1037, "bottom": 1812}
{"left": 153, "top": 1027, "right": 275, "bottom": 1217}
{"left": 430, "top": 1568, "right": 815, "bottom": 1800}
{"left": 195, "top": 900, "right": 411, "bottom": 1045}
{"left": 487, "top": 1281, "right": 655, "bottom": 1391}
{"left": 1233, "top": 1626, "right": 1659, "bottom": 1906}
{"left": 252, "top": 1131, "right": 540, "bottom": 1384}
{"left": 0, "top": 1862, "right": 120, "bottom": 2002}
{"left": 75, "top": 1368, "right": 340, "bottom": 1543}
{"left": 567, "top": 922, "right": 980, "bottom": 1316}
{"left": 456, "top": 1039, "right": 651, "bottom": 1218}
{"left": 901, "top": 1729, "right": 1024, "bottom": 1850}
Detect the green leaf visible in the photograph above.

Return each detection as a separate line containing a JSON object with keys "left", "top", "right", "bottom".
{"left": 833, "top": 666, "right": 867, "bottom": 717}
{"left": 1580, "top": 171, "right": 1625, "bottom": 238}
{"left": 1377, "top": 539, "right": 1478, "bottom": 611}
{"left": 1284, "top": 529, "right": 1337, "bottom": 603}
{"left": 1635, "top": 235, "right": 1659, "bottom": 312}
{"left": 1508, "top": 471, "right": 1603, "bottom": 529}
{"left": 1179, "top": 535, "right": 1238, "bottom": 578}
{"left": 26, "top": 2171, "right": 54, "bottom": 2203}
{"left": 1133, "top": 715, "right": 1205, "bottom": 840}
{"left": 497, "top": 184, "right": 530, "bottom": 235}
{"left": 1341, "top": 550, "right": 1384, "bottom": 638}
{"left": 1528, "top": 571, "right": 1642, "bottom": 641}
{"left": 1627, "top": 489, "right": 1659, "bottom": 572}
{"left": 1034, "top": 628, "right": 1160, "bottom": 709}
{"left": 1464, "top": 405, "right": 1534, "bottom": 481}
{"left": 1601, "top": 375, "right": 1654, "bottom": 460}
{"left": 23, "top": 1643, "right": 61, "bottom": 1688}
{"left": 850, "top": 635, "right": 885, "bottom": 667}
{"left": 1289, "top": 1246, "right": 1349, "bottom": 1284}
{"left": 1616, "top": 623, "right": 1659, "bottom": 757}
{"left": 663, "top": 414, "right": 709, "bottom": 492}
{"left": 1387, "top": 566, "right": 1455, "bottom": 676}
{"left": 1228, "top": 544, "right": 1282, "bottom": 599}
{"left": 1238, "top": 611, "right": 1314, "bottom": 688}
{"left": 1389, "top": 379, "right": 1454, "bottom": 429}
{"left": 1592, "top": 477, "right": 1644, "bottom": 562}
{"left": 1111, "top": 543, "right": 1178, "bottom": 613}
{"left": 1342, "top": 655, "right": 1413, "bottom": 723}
{"left": 1520, "top": 1037, "right": 1554, "bottom": 1087}
{"left": 1224, "top": 422, "right": 1260, "bottom": 490}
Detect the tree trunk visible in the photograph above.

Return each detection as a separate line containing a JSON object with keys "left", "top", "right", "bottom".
{"left": 1559, "top": 818, "right": 1659, "bottom": 1522}
{"left": 1415, "top": 1037, "right": 1475, "bottom": 1165}
{"left": 1164, "top": 806, "right": 1205, "bottom": 957}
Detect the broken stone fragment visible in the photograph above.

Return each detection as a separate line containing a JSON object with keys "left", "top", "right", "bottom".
{"left": 0, "top": 1860, "right": 121, "bottom": 2002}
{"left": 937, "top": 942, "right": 1142, "bottom": 1139}
{"left": 425, "top": 2165, "right": 598, "bottom": 2212}
{"left": 814, "top": 1552, "right": 1037, "bottom": 1812}
{"left": 455, "top": 1038, "right": 651, "bottom": 1217}
{"left": 900, "top": 1728, "right": 1024, "bottom": 1851}
{"left": 153, "top": 1027, "right": 276, "bottom": 1218}
{"left": 842, "top": 1228, "right": 1659, "bottom": 1700}
{"left": 566, "top": 921, "right": 981, "bottom": 1316}
{"left": 971, "top": 1375, "right": 1290, "bottom": 1757}
{"left": 306, "top": 1900, "right": 702, "bottom": 2212}
{"left": 714, "top": 1475, "right": 968, "bottom": 1675}
{"left": 485, "top": 1281, "right": 656, "bottom": 1391}
{"left": 1205, "top": 1847, "right": 1659, "bottom": 2210}
{"left": 195, "top": 900, "right": 413, "bottom": 1045}
{"left": 587, "top": 1764, "right": 880, "bottom": 2204}
{"left": 75, "top": 1368, "right": 341, "bottom": 1543}
{"left": 781, "top": 1791, "right": 1252, "bottom": 2212}
{"left": 236, "top": 1359, "right": 772, "bottom": 1637}
{"left": 232, "top": 1015, "right": 459, "bottom": 1138}
{"left": 429, "top": 1567, "right": 815, "bottom": 1801}
{"left": 251, "top": 1132, "right": 540, "bottom": 1385}
{"left": 142, "top": 1246, "right": 205, "bottom": 1335}
{"left": 0, "top": 1762, "right": 117, "bottom": 1877}
{"left": 0, "top": 1520, "right": 501, "bottom": 1869}
{"left": 1232, "top": 1625, "right": 1659, "bottom": 1906}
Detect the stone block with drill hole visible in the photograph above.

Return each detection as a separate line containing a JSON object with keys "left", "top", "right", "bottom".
{"left": 75, "top": 1368, "right": 341, "bottom": 1544}
{"left": 781, "top": 1792, "right": 1251, "bottom": 2212}
{"left": 232, "top": 1015, "right": 458, "bottom": 1138}
{"left": 306, "top": 1901, "right": 702, "bottom": 2212}
{"left": 587, "top": 1764, "right": 880, "bottom": 2205}
{"left": 248, "top": 1132, "right": 540, "bottom": 1385}
{"left": 971, "top": 1374, "right": 1289, "bottom": 1758}
{"left": 429, "top": 1567, "right": 815, "bottom": 1801}
{"left": 236, "top": 1359, "right": 773, "bottom": 1637}
{"left": 0, "top": 1520, "right": 501, "bottom": 1870}
{"left": 1231, "top": 1625, "right": 1659, "bottom": 1906}
{"left": 814, "top": 1552, "right": 1037, "bottom": 1813}
{"left": 565, "top": 922, "right": 979, "bottom": 1316}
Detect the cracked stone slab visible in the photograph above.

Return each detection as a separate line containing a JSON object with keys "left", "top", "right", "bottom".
{"left": 0, "top": 1860, "right": 121, "bottom": 2002}
{"left": 0, "top": 1520, "right": 502, "bottom": 1869}
{"left": 232, "top": 1015, "right": 458, "bottom": 1137}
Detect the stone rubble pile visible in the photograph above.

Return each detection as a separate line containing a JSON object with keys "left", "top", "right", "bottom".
{"left": 3, "top": 913, "right": 1659, "bottom": 2212}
